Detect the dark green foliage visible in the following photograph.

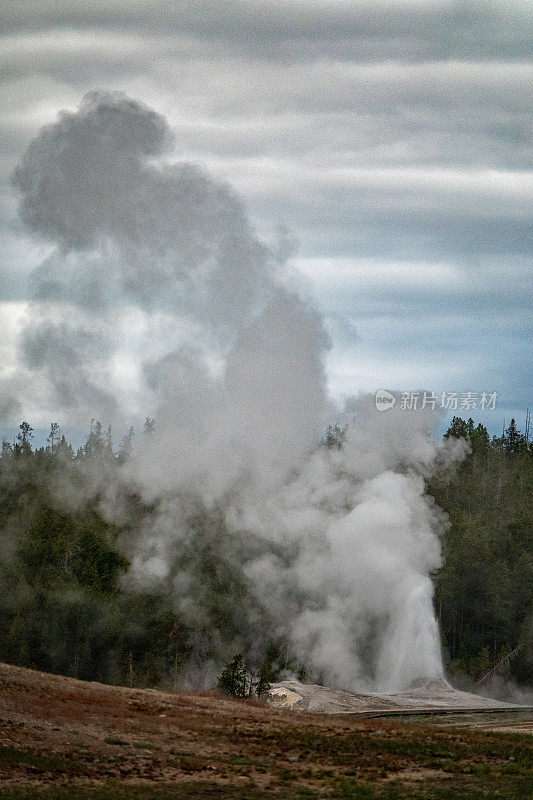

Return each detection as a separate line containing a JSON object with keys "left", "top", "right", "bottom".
{"left": 0, "top": 420, "right": 282, "bottom": 688}
{"left": 217, "top": 653, "right": 247, "bottom": 697}
{"left": 176, "top": 510, "right": 250, "bottom": 647}
{"left": 17, "top": 421, "right": 34, "bottom": 445}
{"left": 431, "top": 416, "right": 533, "bottom": 682}
{"left": 0, "top": 421, "right": 181, "bottom": 685}
{"left": 16, "top": 507, "right": 127, "bottom": 594}
{"left": 256, "top": 658, "right": 273, "bottom": 698}
{"left": 216, "top": 650, "right": 277, "bottom": 699}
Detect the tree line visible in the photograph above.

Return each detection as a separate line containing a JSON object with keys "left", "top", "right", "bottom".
{"left": 0, "top": 415, "right": 531, "bottom": 693}
{"left": 429, "top": 416, "right": 532, "bottom": 684}
{"left": 0, "top": 418, "right": 292, "bottom": 692}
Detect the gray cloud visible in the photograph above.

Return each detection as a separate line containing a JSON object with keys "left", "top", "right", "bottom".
{"left": 3, "top": 2, "right": 531, "bottom": 62}
{"left": 0, "top": 1, "right": 530, "bottom": 430}
{"left": 1, "top": 39, "right": 530, "bottom": 178}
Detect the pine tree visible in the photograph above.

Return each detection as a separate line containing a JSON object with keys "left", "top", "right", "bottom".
{"left": 17, "top": 421, "right": 34, "bottom": 456}
{"left": 83, "top": 420, "right": 104, "bottom": 459}
{"left": 118, "top": 426, "right": 134, "bottom": 462}
{"left": 56, "top": 435, "right": 73, "bottom": 461}
{"left": 217, "top": 654, "right": 246, "bottom": 698}
{"left": 444, "top": 416, "right": 469, "bottom": 440}
{"left": 256, "top": 659, "right": 273, "bottom": 698}
{"left": 322, "top": 423, "right": 346, "bottom": 449}
{"left": 504, "top": 419, "right": 525, "bottom": 454}
{"left": 104, "top": 426, "right": 115, "bottom": 461}
{"left": 47, "top": 422, "right": 60, "bottom": 453}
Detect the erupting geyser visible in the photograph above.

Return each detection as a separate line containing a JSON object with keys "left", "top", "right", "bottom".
{"left": 377, "top": 578, "right": 444, "bottom": 692}
{"left": 13, "top": 92, "right": 464, "bottom": 692}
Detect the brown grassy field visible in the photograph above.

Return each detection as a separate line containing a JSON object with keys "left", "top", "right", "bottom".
{"left": 0, "top": 662, "right": 531, "bottom": 799}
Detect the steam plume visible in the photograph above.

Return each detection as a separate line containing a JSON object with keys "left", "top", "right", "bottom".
{"left": 11, "top": 91, "right": 462, "bottom": 690}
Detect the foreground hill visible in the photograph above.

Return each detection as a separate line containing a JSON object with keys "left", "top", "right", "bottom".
{"left": 0, "top": 662, "right": 531, "bottom": 799}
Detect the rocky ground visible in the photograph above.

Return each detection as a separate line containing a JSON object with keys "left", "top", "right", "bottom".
{"left": 0, "top": 662, "right": 531, "bottom": 799}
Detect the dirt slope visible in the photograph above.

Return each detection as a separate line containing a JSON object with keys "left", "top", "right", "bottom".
{"left": 0, "top": 662, "right": 531, "bottom": 799}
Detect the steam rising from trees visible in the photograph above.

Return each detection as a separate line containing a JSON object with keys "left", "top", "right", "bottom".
{"left": 8, "top": 92, "right": 466, "bottom": 690}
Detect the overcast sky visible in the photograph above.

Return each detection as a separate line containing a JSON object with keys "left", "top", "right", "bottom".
{"left": 1, "top": 0, "right": 532, "bottom": 439}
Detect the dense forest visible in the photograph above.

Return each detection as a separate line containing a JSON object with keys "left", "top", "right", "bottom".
{"left": 0, "top": 416, "right": 531, "bottom": 692}
{"left": 429, "top": 416, "right": 532, "bottom": 686}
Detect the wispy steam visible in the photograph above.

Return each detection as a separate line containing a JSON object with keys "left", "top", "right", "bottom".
{"left": 11, "top": 92, "right": 464, "bottom": 690}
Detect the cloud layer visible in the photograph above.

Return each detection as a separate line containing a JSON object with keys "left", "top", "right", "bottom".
{"left": 0, "top": 0, "right": 531, "bottom": 430}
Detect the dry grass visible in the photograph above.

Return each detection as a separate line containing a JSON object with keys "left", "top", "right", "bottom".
{"left": 0, "top": 663, "right": 531, "bottom": 798}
